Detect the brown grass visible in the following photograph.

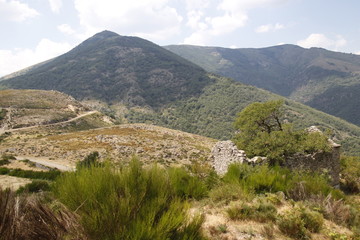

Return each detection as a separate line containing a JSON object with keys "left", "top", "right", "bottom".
{"left": 0, "top": 189, "right": 86, "bottom": 240}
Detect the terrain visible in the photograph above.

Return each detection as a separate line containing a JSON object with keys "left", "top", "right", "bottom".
{"left": 1, "top": 31, "right": 359, "bottom": 156}
{"left": 0, "top": 31, "right": 359, "bottom": 240}
{"left": 164, "top": 44, "right": 360, "bottom": 126}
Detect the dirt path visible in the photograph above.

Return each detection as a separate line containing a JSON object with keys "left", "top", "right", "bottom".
{"left": 15, "top": 156, "right": 75, "bottom": 171}
{"left": 1, "top": 111, "right": 98, "bottom": 133}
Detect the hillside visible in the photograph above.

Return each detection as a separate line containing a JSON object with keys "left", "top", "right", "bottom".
{"left": 0, "top": 31, "right": 212, "bottom": 108}
{"left": 127, "top": 75, "right": 360, "bottom": 156}
{"left": 0, "top": 124, "right": 217, "bottom": 168}
{"left": 0, "top": 32, "right": 359, "bottom": 156}
{"left": 0, "top": 89, "right": 113, "bottom": 132}
{"left": 164, "top": 44, "right": 360, "bottom": 126}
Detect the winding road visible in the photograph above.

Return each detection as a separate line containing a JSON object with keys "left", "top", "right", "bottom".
{"left": 15, "top": 156, "right": 76, "bottom": 171}
{"left": 1, "top": 110, "right": 98, "bottom": 133}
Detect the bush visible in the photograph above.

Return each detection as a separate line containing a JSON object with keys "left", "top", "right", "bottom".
{"left": 8, "top": 168, "right": 61, "bottom": 180}
{"left": 278, "top": 205, "right": 324, "bottom": 239}
{"left": 0, "top": 168, "right": 10, "bottom": 175}
{"left": 76, "top": 151, "right": 103, "bottom": 169}
{"left": 227, "top": 199, "right": 277, "bottom": 223}
{"left": 340, "top": 156, "right": 360, "bottom": 193}
{"left": 17, "top": 180, "right": 51, "bottom": 194}
{"left": 53, "top": 158, "right": 207, "bottom": 240}
{"left": 209, "top": 183, "right": 251, "bottom": 203}
{"left": 0, "top": 160, "right": 10, "bottom": 166}
{"left": 168, "top": 167, "right": 208, "bottom": 200}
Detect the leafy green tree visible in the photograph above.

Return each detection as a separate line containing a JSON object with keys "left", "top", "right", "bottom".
{"left": 233, "top": 100, "right": 330, "bottom": 165}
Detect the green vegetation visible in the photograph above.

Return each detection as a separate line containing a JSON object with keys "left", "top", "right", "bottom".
{"left": 16, "top": 179, "right": 51, "bottom": 194}
{"left": 165, "top": 44, "right": 360, "bottom": 126}
{"left": 340, "top": 155, "right": 360, "bottom": 193}
{"left": 0, "top": 167, "right": 61, "bottom": 180}
{"left": 227, "top": 200, "right": 277, "bottom": 223}
{"left": 278, "top": 206, "right": 324, "bottom": 239}
{"left": 233, "top": 100, "right": 331, "bottom": 164}
{"left": 53, "top": 159, "right": 207, "bottom": 240}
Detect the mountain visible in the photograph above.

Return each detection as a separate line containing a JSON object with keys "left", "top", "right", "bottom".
{"left": 1, "top": 31, "right": 360, "bottom": 156}
{"left": 0, "top": 30, "right": 212, "bottom": 108}
{"left": 164, "top": 44, "right": 360, "bottom": 126}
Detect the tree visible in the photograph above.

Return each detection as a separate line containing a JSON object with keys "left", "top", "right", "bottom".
{"left": 233, "top": 100, "right": 330, "bottom": 165}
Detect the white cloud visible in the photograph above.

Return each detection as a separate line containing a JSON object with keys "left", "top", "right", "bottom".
{"left": 73, "top": 0, "right": 182, "bottom": 42}
{"left": 0, "top": 0, "right": 39, "bottom": 22}
{"left": 48, "top": 0, "right": 62, "bottom": 13}
{"left": 58, "top": 24, "right": 75, "bottom": 35}
{"left": 255, "top": 23, "right": 284, "bottom": 33}
{"left": 0, "top": 39, "right": 72, "bottom": 77}
{"left": 183, "top": 0, "right": 287, "bottom": 45}
{"left": 297, "top": 33, "right": 347, "bottom": 50}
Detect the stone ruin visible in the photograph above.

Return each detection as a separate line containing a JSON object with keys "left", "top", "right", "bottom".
{"left": 211, "top": 140, "right": 266, "bottom": 175}
{"left": 211, "top": 127, "right": 341, "bottom": 186}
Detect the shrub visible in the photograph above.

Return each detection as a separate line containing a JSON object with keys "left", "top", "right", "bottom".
{"left": 209, "top": 183, "right": 251, "bottom": 203}
{"left": 76, "top": 151, "right": 103, "bottom": 169}
{"left": 53, "top": 159, "right": 207, "bottom": 240}
{"left": 168, "top": 167, "right": 208, "bottom": 200}
{"left": 0, "top": 167, "right": 10, "bottom": 175}
{"left": 340, "top": 156, "right": 360, "bottom": 193}
{"left": 7, "top": 168, "right": 61, "bottom": 180}
{"left": 278, "top": 205, "right": 324, "bottom": 239}
{"left": 227, "top": 200, "right": 277, "bottom": 223}
{"left": 17, "top": 180, "right": 51, "bottom": 194}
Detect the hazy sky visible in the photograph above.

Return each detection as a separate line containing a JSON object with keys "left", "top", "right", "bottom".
{"left": 1, "top": 0, "right": 360, "bottom": 77}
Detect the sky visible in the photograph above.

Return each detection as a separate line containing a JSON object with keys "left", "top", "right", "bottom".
{"left": 1, "top": 0, "right": 360, "bottom": 77}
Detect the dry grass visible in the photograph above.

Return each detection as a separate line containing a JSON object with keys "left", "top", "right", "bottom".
{"left": 0, "top": 189, "right": 86, "bottom": 240}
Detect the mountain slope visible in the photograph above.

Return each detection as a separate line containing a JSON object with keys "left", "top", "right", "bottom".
{"left": 0, "top": 31, "right": 212, "bottom": 108}
{"left": 1, "top": 31, "right": 360, "bottom": 155}
{"left": 0, "top": 89, "right": 113, "bottom": 131}
{"left": 164, "top": 44, "right": 360, "bottom": 125}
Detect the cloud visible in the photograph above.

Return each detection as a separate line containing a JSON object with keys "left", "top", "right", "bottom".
{"left": 297, "top": 33, "right": 347, "bottom": 50}
{"left": 48, "top": 0, "right": 62, "bottom": 13}
{"left": 58, "top": 24, "right": 75, "bottom": 35}
{"left": 183, "top": 0, "right": 287, "bottom": 45}
{"left": 0, "top": 0, "right": 39, "bottom": 22}
{"left": 73, "top": 0, "right": 182, "bottom": 42}
{"left": 255, "top": 23, "right": 284, "bottom": 33}
{"left": 0, "top": 39, "right": 72, "bottom": 77}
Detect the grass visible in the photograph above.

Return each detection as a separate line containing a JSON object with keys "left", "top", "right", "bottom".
{"left": 227, "top": 200, "right": 277, "bottom": 223}
{"left": 0, "top": 188, "right": 85, "bottom": 240}
{"left": 52, "top": 158, "right": 207, "bottom": 240}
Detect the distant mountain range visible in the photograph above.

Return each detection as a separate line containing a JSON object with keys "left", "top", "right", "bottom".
{"left": 164, "top": 44, "right": 360, "bottom": 126}
{"left": 1, "top": 31, "right": 360, "bottom": 155}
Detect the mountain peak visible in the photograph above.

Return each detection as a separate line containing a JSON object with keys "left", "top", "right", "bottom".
{"left": 92, "top": 30, "right": 120, "bottom": 39}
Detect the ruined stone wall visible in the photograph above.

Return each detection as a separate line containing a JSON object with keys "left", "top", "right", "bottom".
{"left": 211, "top": 140, "right": 341, "bottom": 186}
{"left": 284, "top": 145, "right": 341, "bottom": 186}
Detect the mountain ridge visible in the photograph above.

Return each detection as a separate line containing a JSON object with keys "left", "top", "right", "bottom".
{"left": 164, "top": 44, "right": 360, "bottom": 125}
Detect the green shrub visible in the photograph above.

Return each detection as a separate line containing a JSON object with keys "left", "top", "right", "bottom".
{"left": 7, "top": 168, "right": 61, "bottom": 180}
{"left": 53, "top": 159, "right": 207, "bottom": 240}
{"left": 17, "top": 180, "right": 51, "bottom": 194}
{"left": 340, "top": 156, "right": 360, "bottom": 193}
{"left": 209, "top": 183, "right": 252, "bottom": 203}
{"left": 168, "top": 167, "right": 208, "bottom": 200}
{"left": 227, "top": 200, "right": 277, "bottom": 223}
{"left": 278, "top": 205, "right": 324, "bottom": 239}
{"left": 0, "top": 168, "right": 10, "bottom": 175}
{"left": 76, "top": 151, "right": 103, "bottom": 169}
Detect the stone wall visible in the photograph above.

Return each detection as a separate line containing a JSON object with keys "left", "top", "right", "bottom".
{"left": 211, "top": 140, "right": 266, "bottom": 175}
{"left": 284, "top": 143, "right": 341, "bottom": 186}
{"left": 211, "top": 139, "right": 341, "bottom": 186}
